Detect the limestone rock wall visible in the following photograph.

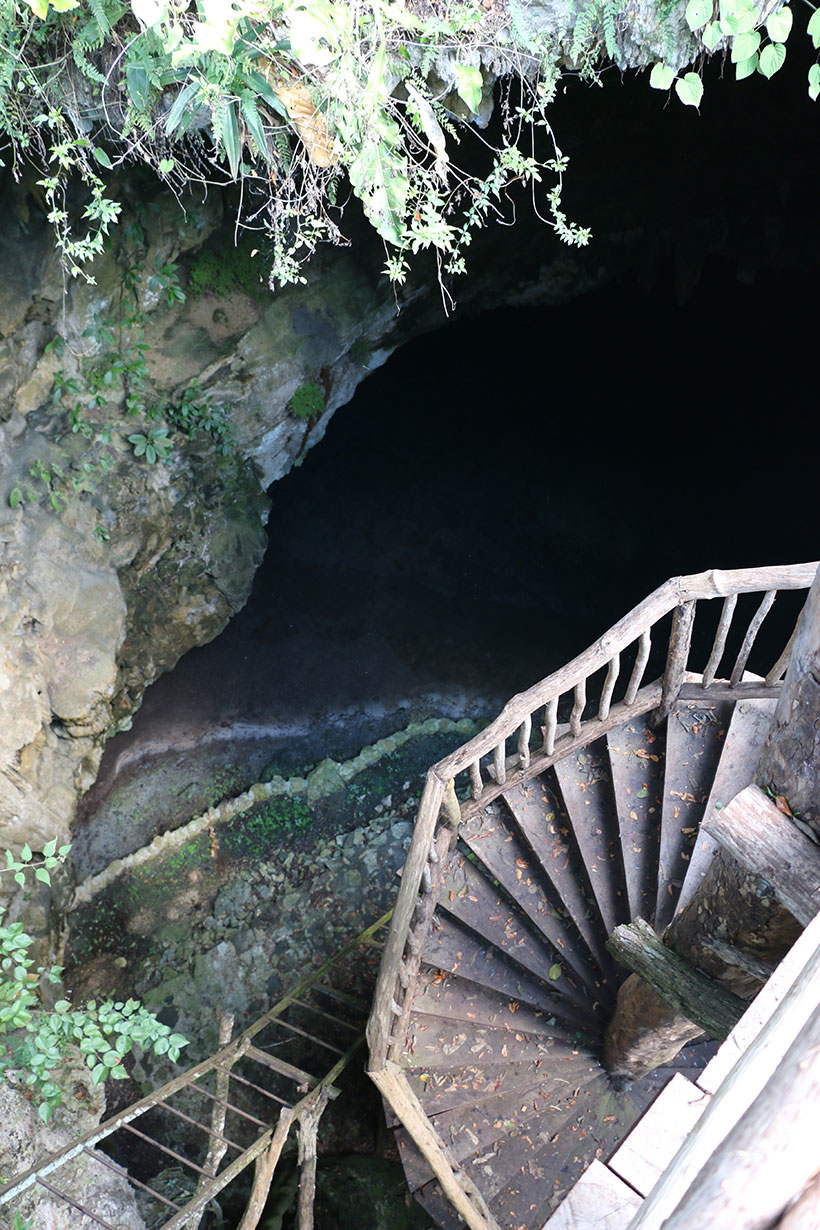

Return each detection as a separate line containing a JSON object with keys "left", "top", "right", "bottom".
{"left": 0, "top": 181, "right": 404, "bottom": 853}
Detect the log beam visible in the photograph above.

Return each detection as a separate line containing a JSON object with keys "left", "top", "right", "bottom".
{"left": 606, "top": 918, "right": 746, "bottom": 1041}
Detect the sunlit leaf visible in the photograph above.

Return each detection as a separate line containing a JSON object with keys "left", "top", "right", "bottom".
{"left": 766, "top": 7, "right": 792, "bottom": 42}
{"left": 731, "top": 30, "right": 761, "bottom": 62}
{"left": 685, "top": 0, "right": 711, "bottom": 31}
{"left": 649, "top": 62, "right": 675, "bottom": 90}
{"left": 454, "top": 64, "right": 483, "bottom": 113}
{"left": 759, "top": 41, "right": 786, "bottom": 77}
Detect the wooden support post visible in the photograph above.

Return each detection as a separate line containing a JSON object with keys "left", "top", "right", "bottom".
{"left": 652, "top": 600, "right": 696, "bottom": 727}
{"left": 185, "top": 1009, "right": 235, "bottom": 1229}
{"left": 756, "top": 564, "right": 820, "bottom": 830}
{"left": 296, "top": 1087, "right": 332, "bottom": 1230}
{"left": 702, "top": 785, "right": 820, "bottom": 926}
{"left": 237, "top": 1108, "right": 296, "bottom": 1230}
{"left": 606, "top": 918, "right": 746, "bottom": 1041}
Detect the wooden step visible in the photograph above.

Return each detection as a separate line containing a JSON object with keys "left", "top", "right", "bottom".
{"left": 654, "top": 692, "right": 733, "bottom": 932}
{"left": 606, "top": 718, "right": 665, "bottom": 924}
{"left": 436, "top": 850, "right": 604, "bottom": 1017}
{"left": 397, "top": 1077, "right": 576, "bottom": 1178}
{"left": 412, "top": 969, "right": 554, "bottom": 1036}
{"left": 543, "top": 1158, "right": 643, "bottom": 1230}
{"left": 421, "top": 915, "right": 599, "bottom": 1031}
{"left": 675, "top": 697, "right": 777, "bottom": 918}
{"left": 553, "top": 743, "right": 630, "bottom": 939}
{"left": 502, "top": 774, "right": 616, "bottom": 986}
{"left": 400, "top": 1058, "right": 561, "bottom": 1119}
{"left": 608, "top": 1073, "right": 710, "bottom": 1198}
{"left": 459, "top": 804, "right": 605, "bottom": 1001}
{"left": 404, "top": 1012, "right": 581, "bottom": 1073}
{"left": 414, "top": 1178, "right": 471, "bottom": 1230}
{"left": 469, "top": 1074, "right": 600, "bottom": 1203}
{"left": 487, "top": 1069, "right": 657, "bottom": 1228}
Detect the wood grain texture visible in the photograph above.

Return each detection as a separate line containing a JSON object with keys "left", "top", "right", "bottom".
{"left": 702, "top": 785, "right": 820, "bottom": 926}
{"left": 606, "top": 918, "right": 746, "bottom": 1040}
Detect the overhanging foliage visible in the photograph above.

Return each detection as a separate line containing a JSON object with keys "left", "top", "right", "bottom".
{"left": 0, "top": 0, "right": 816, "bottom": 287}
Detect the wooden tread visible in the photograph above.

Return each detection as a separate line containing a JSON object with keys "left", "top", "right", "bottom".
{"left": 655, "top": 692, "right": 732, "bottom": 932}
{"left": 436, "top": 851, "right": 603, "bottom": 1017}
{"left": 553, "top": 743, "right": 630, "bottom": 938}
{"left": 458, "top": 804, "right": 605, "bottom": 1003}
{"left": 675, "top": 696, "right": 776, "bottom": 917}
{"left": 422, "top": 913, "right": 598, "bottom": 1030}
{"left": 502, "top": 775, "right": 617, "bottom": 990}
{"left": 606, "top": 718, "right": 664, "bottom": 924}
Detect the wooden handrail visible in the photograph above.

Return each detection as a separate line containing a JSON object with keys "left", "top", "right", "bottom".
{"left": 367, "top": 562, "right": 819, "bottom": 1084}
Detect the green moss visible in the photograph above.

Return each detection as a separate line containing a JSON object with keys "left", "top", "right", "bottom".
{"left": 289, "top": 381, "right": 325, "bottom": 423}
{"left": 188, "top": 242, "right": 267, "bottom": 300}
{"left": 221, "top": 795, "right": 315, "bottom": 861}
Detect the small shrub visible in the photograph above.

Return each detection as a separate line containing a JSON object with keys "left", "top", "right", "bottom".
{"left": 289, "top": 382, "right": 325, "bottom": 423}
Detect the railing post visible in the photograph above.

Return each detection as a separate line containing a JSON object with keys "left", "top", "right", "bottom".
{"left": 651, "top": 600, "right": 696, "bottom": 727}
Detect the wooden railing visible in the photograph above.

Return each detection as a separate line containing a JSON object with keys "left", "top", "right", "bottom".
{"left": 366, "top": 562, "right": 818, "bottom": 1084}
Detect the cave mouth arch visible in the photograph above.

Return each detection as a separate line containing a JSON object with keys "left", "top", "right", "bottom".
{"left": 79, "top": 256, "right": 817, "bottom": 855}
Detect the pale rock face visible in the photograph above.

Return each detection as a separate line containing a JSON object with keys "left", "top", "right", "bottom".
{"left": 0, "top": 1049, "right": 147, "bottom": 1229}
{"left": 0, "top": 187, "right": 403, "bottom": 855}
{"left": 0, "top": 514, "right": 125, "bottom": 848}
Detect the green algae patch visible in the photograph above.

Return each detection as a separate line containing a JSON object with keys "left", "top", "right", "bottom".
{"left": 65, "top": 717, "right": 483, "bottom": 980}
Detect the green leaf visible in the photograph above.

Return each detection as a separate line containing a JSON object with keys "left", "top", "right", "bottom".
{"left": 92, "top": 146, "right": 112, "bottom": 169}
{"left": 636, "top": 786, "right": 649, "bottom": 798}
{"left": 454, "top": 64, "right": 483, "bottom": 113}
{"left": 808, "top": 62, "right": 820, "bottom": 101}
{"left": 347, "top": 134, "right": 410, "bottom": 248}
{"left": 54, "top": 1000, "right": 71, "bottom": 1013}
{"left": 20, "top": 845, "right": 32, "bottom": 863}
{"left": 649, "top": 62, "right": 675, "bottom": 90}
{"left": 701, "top": 20, "right": 723, "bottom": 49}
{"left": 810, "top": 9, "right": 820, "bottom": 49}
{"left": 43, "top": 839, "right": 56, "bottom": 859}
{"left": 23, "top": 0, "right": 50, "bottom": 16}
{"left": 221, "top": 102, "right": 241, "bottom": 180}
{"left": 548, "top": 963, "right": 562, "bottom": 980}
{"left": 13, "top": 872, "right": 24, "bottom": 889}
{"left": 35, "top": 868, "right": 50, "bottom": 885}
{"left": 158, "top": 158, "right": 175, "bottom": 174}
{"left": 8, "top": 487, "right": 22, "bottom": 509}
{"left": 766, "top": 6, "right": 792, "bottom": 41}
{"left": 241, "top": 70, "right": 289, "bottom": 119}
{"left": 736, "top": 52, "right": 759, "bottom": 79}
{"left": 685, "top": 0, "right": 712, "bottom": 31}
{"left": 731, "top": 30, "right": 761, "bottom": 62}
{"left": 759, "top": 41, "right": 786, "bottom": 76}
{"left": 125, "top": 64, "right": 149, "bottom": 113}
{"left": 241, "top": 97, "right": 268, "bottom": 157}
{"left": 38, "top": 1101, "right": 52, "bottom": 1122}
{"left": 165, "top": 82, "right": 201, "bottom": 136}
{"left": 91, "top": 1062, "right": 107, "bottom": 1083}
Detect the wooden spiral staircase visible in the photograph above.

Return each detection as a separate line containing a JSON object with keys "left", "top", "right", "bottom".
{"left": 366, "top": 562, "right": 820, "bottom": 1230}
